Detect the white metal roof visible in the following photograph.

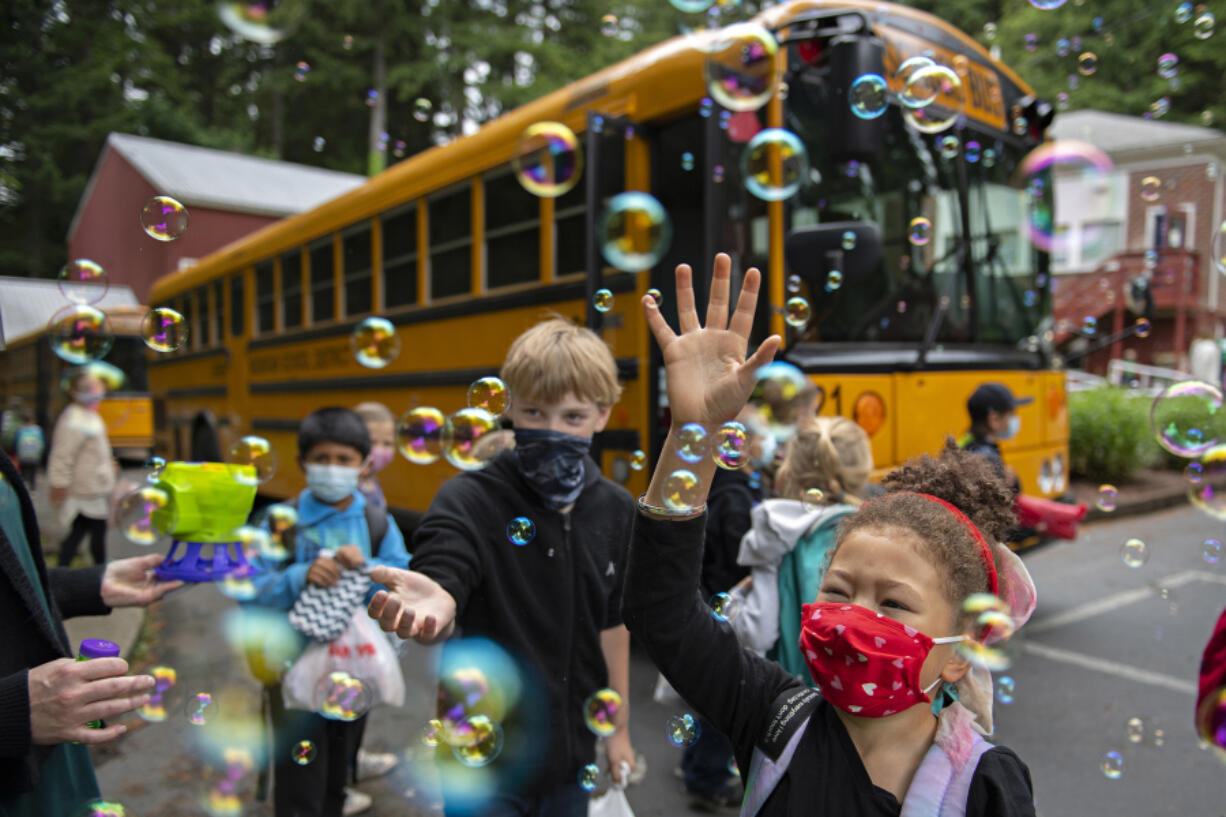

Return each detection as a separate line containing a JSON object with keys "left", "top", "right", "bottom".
{"left": 67, "top": 133, "right": 366, "bottom": 241}
{"left": 0, "top": 276, "right": 139, "bottom": 348}
{"left": 1050, "top": 109, "right": 1226, "bottom": 157}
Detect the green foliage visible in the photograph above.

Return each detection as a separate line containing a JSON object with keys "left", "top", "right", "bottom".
{"left": 1067, "top": 385, "right": 1161, "bottom": 482}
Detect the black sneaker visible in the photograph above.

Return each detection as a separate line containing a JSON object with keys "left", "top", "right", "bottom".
{"left": 687, "top": 781, "right": 743, "bottom": 812}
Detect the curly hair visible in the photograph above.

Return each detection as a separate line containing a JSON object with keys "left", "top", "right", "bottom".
{"left": 835, "top": 439, "right": 1016, "bottom": 614}
{"left": 774, "top": 417, "right": 873, "bottom": 503}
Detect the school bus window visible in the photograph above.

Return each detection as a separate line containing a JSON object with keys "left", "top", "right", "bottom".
{"left": 230, "top": 275, "right": 244, "bottom": 337}
{"left": 343, "top": 223, "right": 374, "bottom": 317}
{"left": 212, "top": 281, "right": 223, "bottom": 345}
{"left": 381, "top": 204, "right": 418, "bottom": 310}
{"left": 555, "top": 180, "right": 585, "bottom": 278}
{"left": 309, "top": 238, "right": 335, "bottom": 323}
{"left": 484, "top": 167, "right": 540, "bottom": 289}
{"left": 282, "top": 248, "right": 303, "bottom": 330}
{"left": 429, "top": 185, "right": 472, "bottom": 300}
{"left": 172, "top": 296, "right": 188, "bottom": 354}
{"left": 196, "top": 285, "right": 210, "bottom": 348}
{"left": 255, "top": 261, "right": 276, "bottom": 335}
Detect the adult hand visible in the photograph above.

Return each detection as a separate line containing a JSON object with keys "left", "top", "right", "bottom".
{"left": 643, "top": 253, "right": 780, "bottom": 431}
{"left": 367, "top": 566, "right": 457, "bottom": 644}
{"left": 49, "top": 487, "right": 68, "bottom": 506}
{"left": 333, "top": 544, "right": 365, "bottom": 570}
{"left": 605, "top": 730, "right": 636, "bottom": 785}
{"left": 27, "top": 657, "right": 154, "bottom": 745}
{"left": 306, "top": 556, "right": 340, "bottom": 587}
{"left": 100, "top": 554, "right": 185, "bottom": 608}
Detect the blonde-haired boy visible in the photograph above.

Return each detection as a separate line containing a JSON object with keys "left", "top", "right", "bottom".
{"left": 368, "top": 316, "right": 636, "bottom": 816}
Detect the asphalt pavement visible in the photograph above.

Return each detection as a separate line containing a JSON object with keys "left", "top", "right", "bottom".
{"left": 33, "top": 472, "right": 1221, "bottom": 816}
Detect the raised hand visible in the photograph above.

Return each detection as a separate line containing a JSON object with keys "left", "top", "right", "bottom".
{"left": 643, "top": 253, "right": 780, "bottom": 431}
{"left": 367, "top": 566, "right": 457, "bottom": 644}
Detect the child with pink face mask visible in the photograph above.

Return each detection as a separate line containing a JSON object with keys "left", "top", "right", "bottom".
{"left": 354, "top": 402, "right": 396, "bottom": 514}
{"left": 623, "top": 255, "right": 1039, "bottom": 816}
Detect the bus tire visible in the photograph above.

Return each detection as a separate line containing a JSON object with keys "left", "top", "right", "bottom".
{"left": 191, "top": 414, "right": 223, "bottom": 462}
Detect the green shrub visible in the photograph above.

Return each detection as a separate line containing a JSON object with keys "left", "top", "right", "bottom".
{"left": 1068, "top": 386, "right": 1162, "bottom": 482}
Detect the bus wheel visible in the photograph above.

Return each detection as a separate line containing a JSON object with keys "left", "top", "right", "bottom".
{"left": 190, "top": 415, "right": 222, "bottom": 462}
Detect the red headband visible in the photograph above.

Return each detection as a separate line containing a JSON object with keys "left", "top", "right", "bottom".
{"left": 896, "top": 492, "right": 999, "bottom": 596}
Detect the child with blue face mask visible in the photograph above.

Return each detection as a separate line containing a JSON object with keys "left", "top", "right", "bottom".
{"left": 245, "top": 406, "right": 410, "bottom": 817}
{"left": 366, "top": 317, "right": 638, "bottom": 817}
{"left": 960, "top": 383, "right": 1031, "bottom": 494}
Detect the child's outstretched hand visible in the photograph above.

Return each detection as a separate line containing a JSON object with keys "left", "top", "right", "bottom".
{"left": 367, "top": 566, "right": 457, "bottom": 645}
{"left": 643, "top": 253, "right": 780, "bottom": 430}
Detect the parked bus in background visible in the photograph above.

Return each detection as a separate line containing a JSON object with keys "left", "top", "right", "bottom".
{"left": 146, "top": 0, "right": 1069, "bottom": 532}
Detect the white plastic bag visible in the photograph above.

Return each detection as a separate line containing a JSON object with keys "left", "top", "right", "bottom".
{"left": 589, "top": 762, "right": 635, "bottom": 817}
{"left": 282, "top": 608, "right": 405, "bottom": 712}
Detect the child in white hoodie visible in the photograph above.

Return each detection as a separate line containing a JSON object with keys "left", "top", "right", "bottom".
{"left": 732, "top": 417, "right": 874, "bottom": 673}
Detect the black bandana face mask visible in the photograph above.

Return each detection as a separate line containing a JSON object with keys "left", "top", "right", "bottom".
{"left": 513, "top": 428, "right": 590, "bottom": 510}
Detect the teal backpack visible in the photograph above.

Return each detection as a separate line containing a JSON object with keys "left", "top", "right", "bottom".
{"left": 767, "top": 507, "right": 855, "bottom": 683}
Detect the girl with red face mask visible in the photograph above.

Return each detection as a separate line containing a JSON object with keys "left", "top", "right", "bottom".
{"left": 624, "top": 255, "right": 1038, "bottom": 816}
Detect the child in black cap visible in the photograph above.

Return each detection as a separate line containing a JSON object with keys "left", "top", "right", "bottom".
{"left": 961, "top": 382, "right": 1032, "bottom": 492}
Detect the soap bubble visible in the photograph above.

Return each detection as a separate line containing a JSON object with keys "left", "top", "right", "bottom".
{"left": 600, "top": 14, "right": 618, "bottom": 36}
{"left": 908, "top": 217, "right": 932, "bottom": 246}
{"left": 1150, "top": 380, "right": 1223, "bottom": 457}
{"left": 663, "top": 469, "right": 701, "bottom": 512}
{"left": 313, "top": 136, "right": 325, "bottom": 152}
{"left": 955, "top": 594, "right": 1017, "bottom": 671}
{"left": 681, "top": 152, "right": 695, "bottom": 171}
{"left": 467, "top": 377, "right": 508, "bottom": 417}
{"left": 630, "top": 450, "right": 647, "bottom": 470}
{"left": 115, "top": 485, "right": 176, "bottom": 546}
{"left": 512, "top": 122, "right": 583, "bottom": 198}
{"left": 583, "top": 688, "right": 622, "bottom": 737}
{"left": 1082, "top": 316, "right": 1098, "bottom": 336}
{"left": 397, "top": 407, "right": 446, "bottom": 465}
{"left": 1157, "top": 53, "right": 1180, "bottom": 79}
{"left": 1097, "top": 484, "right": 1117, "bottom": 512}
{"left": 58, "top": 259, "right": 108, "bottom": 304}
{"left": 48, "top": 305, "right": 114, "bottom": 365}
{"left": 1028, "top": 0, "right": 1066, "bottom": 8}
{"left": 594, "top": 289, "right": 614, "bottom": 312}
{"left": 451, "top": 714, "right": 504, "bottom": 767}
{"left": 79, "top": 800, "right": 134, "bottom": 817}
{"left": 670, "top": 0, "right": 714, "bottom": 10}
{"left": 1199, "top": 536, "right": 1224, "bottom": 565}
{"left": 666, "top": 713, "right": 701, "bottom": 747}
{"left": 938, "top": 135, "right": 960, "bottom": 160}
{"left": 848, "top": 73, "right": 888, "bottom": 119}
{"left": 900, "top": 63, "right": 957, "bottom": 109}
{"left": 676, "top": 423, "right": 709, "bottom": 463}
{"left": 1121, "top": 538, "right": 1149, "bottom": 568}
{"left": 1018, "top": 141, "right": 1115, "bottom": 255}
{"left": 713, "top": 421, "right": 749, "bottom": 469}
{"left": 140, "top": 196, "right": 189, "bottom": 241}
{"left": 442, "top": 408, "right": 499, "bottom": 471}
{"left": 647, "top": 287, "right": 663, "bottom": 305}
{"left": 293, "top": 61, "right": 310, "bottom": 81}
{"left": 741, "top": 129, "right": 808, "bottom": 201}
{"left": 1176, "top": 2, "right": 1194, "bottom": 23}
{"left": 1126, "top": 716, "right": 1145, "bottom": 743}
{"left": 900, "top": 64, "right": 964, "bottom": 134}
{"left": 185, "top": 691, "right": 218, "bottom": 726}
{"left": 314, "top": 671, "right": 373, "bottom": 721}
{"left": 140, "top": 307, "right": 189, "bottom": 353}
{"left": 995, "top": 676, "right": 1015, "bottom": 705}
{"left": 1100, "top": 750, "right": 1124, "bottom": 779}
{"left": 139, "top": 666, "right": 179, "bottom": 722}
{"left": 785, "top": 297, "right": 811, "bottom": 328}
{"left": 824, "top": 271, "right": 843, "bottom": 292}
{"left": 216, "top": 0, "right": 303, "bottom": 43}
{"left": 350, "top": 316, "right": 400, "bottom": 369}
{"left": 712, "top": 164, "right": 724, "bottom": 183}
{"left": 1194, "top": 11, "right": 1215, "bottom": 39}
{"left": 1189, "top": 446, "right": 1226, "bottom": 519}
{"left": 232, "top": 524, "right": 282, "bottom": 562}
{"left": 599, "top": 192, "right": 672, "bottom": 272}
{"left": 413, "top": 98, "right": 432, "bottom": 122}
{"left": 145, "top": 456, "right": 167, "bottom": 482}
{"left": 227, "top": 436, "right": 277, "bottom": 486}
{"left": 1024, "top": 32, "right": 1038, "bottom": 50}
{"left": 703, "top": 23, "right": 779, "bottom": 112}
{"left": 802, "top": 487, "right": 825, "bottom": 509}
{"left": 1134, "top": 318, "right": 1151, "bottom": 338}
{"left": 292, "top": 740, "right": 316, "bottom": 766}
{"left": 709, "top": 592, "right": 740, "bottom": 623}
{"left": 422, "top": 719, "right": 444, "bottom": 747}
{"left": 578, "top": 763, "right": 600, "bottom": 792}
{"left": 1078, "top": 52, "right": 1097, "bottom": 75}
{"left": 506, "top": 517, "right": 536, "bottom": 546}
{"left": 1140, "top": 176, "right": 1161, "bottom": 202}
{"left": 841, "top": 231, "right": 857, "bottom": 251}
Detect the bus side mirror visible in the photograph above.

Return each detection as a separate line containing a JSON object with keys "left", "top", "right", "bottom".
{"left": 785, "top": 221, "right": 882, "bottom": 292}
{"left": 827, "top": 34, "right": 886, "bottom": 163}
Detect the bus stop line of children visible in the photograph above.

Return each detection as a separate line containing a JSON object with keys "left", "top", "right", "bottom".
{"left": 15, "top": 254, "right": 1225, "bottom": 817}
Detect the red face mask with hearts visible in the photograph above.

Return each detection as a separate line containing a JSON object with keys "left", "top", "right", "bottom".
{"left": 799, "top": 602, "right": 965, "bottom": 718}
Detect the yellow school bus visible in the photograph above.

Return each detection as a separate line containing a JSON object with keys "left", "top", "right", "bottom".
{"left": 0, "top": 305, "right": 155, "bottom": 460}
{"left": 146, "top": 0, "right": 1069, "bottom": 529}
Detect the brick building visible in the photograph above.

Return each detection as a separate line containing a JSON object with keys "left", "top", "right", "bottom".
{"left": 67, "top": 133, "right": 364, "bottom": 303}
{"left": 1047, "top": 110, "right": 1226, "bottom": 373}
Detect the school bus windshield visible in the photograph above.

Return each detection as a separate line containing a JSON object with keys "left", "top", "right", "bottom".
{"left": 783, "top": 79, "right": 1048, "bottom": 350}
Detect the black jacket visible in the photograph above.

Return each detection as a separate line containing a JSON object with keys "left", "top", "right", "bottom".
{"left": 623, "top": 512, "right": 1035, "bottom": 816}
{"left": 701, "top": 469, "right": 759, "bottom": 598}
{"left": 410, "top": 449, "right": 634, "bottom": 794}
{"left": 0, "top": 451, "right": 109, "bottom": 795}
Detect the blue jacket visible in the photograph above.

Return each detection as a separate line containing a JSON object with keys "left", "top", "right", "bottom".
{"left": 245, "top": 489, "right": 410, "bottom": 610}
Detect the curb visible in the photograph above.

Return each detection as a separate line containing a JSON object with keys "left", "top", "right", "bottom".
{"left": 1079, "top": 489, "right": 1189, "bottom": 524}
